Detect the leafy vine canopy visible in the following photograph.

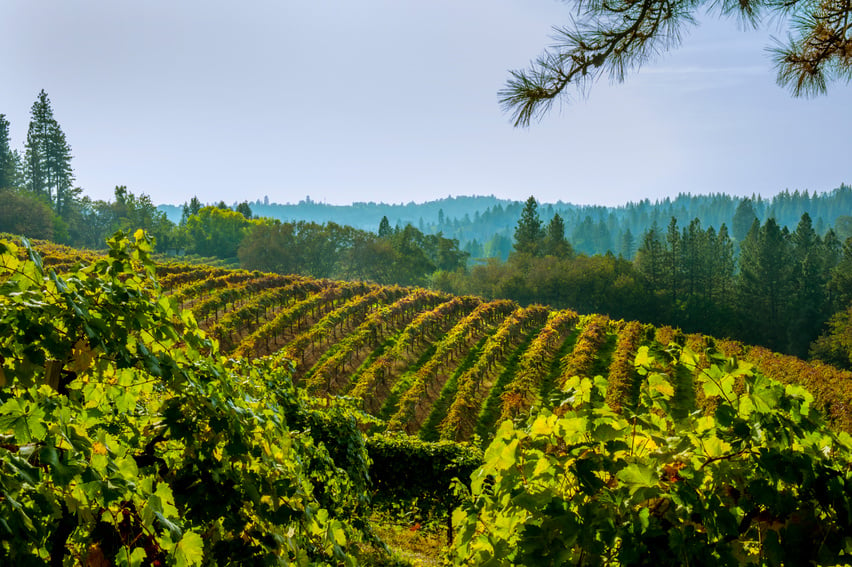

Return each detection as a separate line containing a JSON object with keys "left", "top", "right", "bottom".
{"left": 451, "top": 346, "right": 852, "bottom": 565}
{"left": 0, "top": 232, "right": 374, "bottom": 565}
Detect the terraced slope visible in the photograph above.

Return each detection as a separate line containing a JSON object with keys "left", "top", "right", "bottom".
{"left": 35, "top": 242, "right": 852, "bottom": 441}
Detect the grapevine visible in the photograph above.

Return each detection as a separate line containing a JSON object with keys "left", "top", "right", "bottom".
{"left": 439, "top": 305, "right": 549, "bottom": 441}
{"left": 499, "top": 309, "right": 579, "bottom": 420}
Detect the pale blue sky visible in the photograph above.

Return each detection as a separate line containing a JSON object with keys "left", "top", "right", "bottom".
{"left": 1, "top": 0, "right": 849, "bottom": 207}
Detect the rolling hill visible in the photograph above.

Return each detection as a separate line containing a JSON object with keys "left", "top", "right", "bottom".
{"left": 35, "top": 239, "right": 852, "bottom": 442}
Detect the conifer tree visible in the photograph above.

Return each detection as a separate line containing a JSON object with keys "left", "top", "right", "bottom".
{"left": 710, "top": 224, "right": 736, "bottom": 304}
{"left": 180, "top": 195, "right": 203, "bottom": 225}
{"left": 738, "top": 218, "right": 793, "bottom": 350}
{"left": 378, "top": 215, "right": 392, "bottom": 238}
{"left": 680, "top": 218, "right": 705, "bottom": 299}
{"left": 788, "top": 213, "right": 836, "bottom": 355}
{"left": 636, "top": 222, "right": 665, "bottom": 291}
{"left": 24, "top": 90, "right": 74, "bottom": 213}
{"left": 732, "top": 199, "right": 758, "bottom": 242}
{"left": 620, "top": 228, "right": 635, "bottom": 259}
{"left": 543, "top": 213, "right": 572, "bottom": 257}
{"left": 0, "top": 115, "right": 18, "bottom": 189}
{"left": 235, "top": 201, "right": 253, "bottom": 219}
{"left": 665, "top": 217, "right": 681, "bottom": 304}
{"left": 513, "top": 196, "right": 544, "bottom": 256}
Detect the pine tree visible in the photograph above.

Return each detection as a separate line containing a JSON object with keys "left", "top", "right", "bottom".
{"left": 680, "top": 218, "right": 704, "bottom": 300}
{"left": 0, "top": 114, "right": 19, "bottom": 189}
{"left": 709, "top": 224, "right": 736, "bottom": 304}
{"left": 620, "top": 228, "right": 635, "bottom": 259}
{"left": 513, "top": 196, "right": 544, "bottom": 256}
{"left": 47, "top": 119, "right": 76, "bottom": 217}
{"left": 665, "top": 217, "right": 681, "bottom": 305}
{"left": 378, "top": 215, "right": 392, "bottom": 238}
{"left": 732, "top": 199, "right": 758, "bottom": 242}
{"left": 180, "top": 196, "right": 203, "bottom": 225}
{"left": 500, "top": 0, "right": 852, "bottom": 126}
{"left": 542, "top": 213, "right": 572, "bottom": 257}
{"left": 235, "top": 201, "right": 253, "bottom": 219}
{"left": 636, "top": 222, "right": 665, "bottom": 291}
{"left": 787, "top": 213, "right": 836, "bottom": 356}
{"left": 24, "top": 90, "right": 74, "bottom": 213}
{"left": 738, "top": 218, "right": 793, "bottom": 350}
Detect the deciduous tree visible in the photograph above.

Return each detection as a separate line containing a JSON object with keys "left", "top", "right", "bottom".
{"left": 0, "top": 189, "right": 55, "bottom": 239}
{"left": 183, "top": 206, "right": 250, "bottom": 258}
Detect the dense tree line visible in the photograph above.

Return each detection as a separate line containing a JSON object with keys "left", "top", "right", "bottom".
{"left": 164, "top": 188, "right": 852, "bottom": 261}
{"left": 435, "top": 197, "right": 852, "bottom": 364}
{"left": 238, "top": 217, "right": 468, "bottom": 287}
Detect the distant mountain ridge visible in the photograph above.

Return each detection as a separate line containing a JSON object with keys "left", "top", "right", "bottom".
{"left": 158, "top": 186, "right": 852, "bottom": 259}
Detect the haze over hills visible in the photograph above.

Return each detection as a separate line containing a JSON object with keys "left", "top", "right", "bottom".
{"left": 159, "top": 186, "right": 852, "bottom": 259}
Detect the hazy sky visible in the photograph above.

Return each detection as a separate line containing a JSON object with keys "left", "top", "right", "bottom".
{"left": 1, "top": 0, "right": 849, "bottom": 207}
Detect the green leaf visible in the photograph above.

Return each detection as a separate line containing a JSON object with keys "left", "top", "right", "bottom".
{"left": 0, "top": 399, "right": 46, "bottom": 443}
{"left": 616, "top": 463, "right": 658, "bottom": 495}
{"left": 647, "top": 373, "right": 674, "bottom": 399}
{"left": 702, "top": 368, "right": 735, "bottom": 401}
{"left": 529, "top": 414, "right": 555, "bottom": 437}
{"left": 115, "top": 547, "right": 148, "bottom": 567}
{"left": 486, "top": 438, "right": 519, "bottom": 471}
{"left": 174, "top": 531, "right": 204, "bottom": 567}
{"left": 634, "top": 346, "right": 652, "bottom": 369}
{"left": 329, "top": 521, "right": 347, "bottom": 547}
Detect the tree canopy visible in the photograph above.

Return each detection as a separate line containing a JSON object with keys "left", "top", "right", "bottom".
{"left": 501, "top": 0, "right": 852, "bottom": 126}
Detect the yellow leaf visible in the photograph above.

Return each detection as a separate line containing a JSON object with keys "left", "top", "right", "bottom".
{"left": 529, "top": 415, "right": 555, "bottom": 437}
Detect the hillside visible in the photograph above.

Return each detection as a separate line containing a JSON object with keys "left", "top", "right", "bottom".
{"left": 37, "top": 240, "right": 852, "bottom": 441}
{"left": 6, "top": 235, "right": 852, "bottom": 565}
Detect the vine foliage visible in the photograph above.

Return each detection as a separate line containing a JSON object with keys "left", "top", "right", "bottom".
{"left": 0, "top": 232, "right": 374, "bottom": 565}
{"left": 451, "top": 345, "right": 852, "bottom": 566}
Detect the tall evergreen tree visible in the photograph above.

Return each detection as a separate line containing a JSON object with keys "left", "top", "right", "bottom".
{"left": 180, "top": 196, "right": 203, "bottom": 225}
{"left": 24, "top": 90, "right": 74, "bottom": 213}
{"left": 542, "top": 213, "right": 572, "bottom": 257}
{"left": 235, "top": 201, "right": 253, "bottom": 219}
{"left": 0, "top": 114, "right": 18, "bottom": 189}
{"left": 787, "top": 213, "right": 835, "bottom": 355}
{"left": 620, "top": 228, "right": 635, "bottom": 259}
{"left": 513, "top": 196, "right": 544, "bottom": 256}
{"left": 732, "top": 198, "right": 758, "bottom": 242}
{"left": 738, "top": 218, "right": 793, "bottom": 350}
{"left": 665, "top": 217, "right": 681, "bottom": 304}
{"left": 828, "top": 236, "right": 852, "bottom": 311}
{"left": 680, "top": 218, "right": 705, "bottom": 299}
{"left": 378, "top": 215, "right": 392, "bottom": 238}
{"left": 709, "top": 224, "right": 736, "bottom": 304}
{"left": 635, "top": 222, "right": 665, "bottom": 292}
